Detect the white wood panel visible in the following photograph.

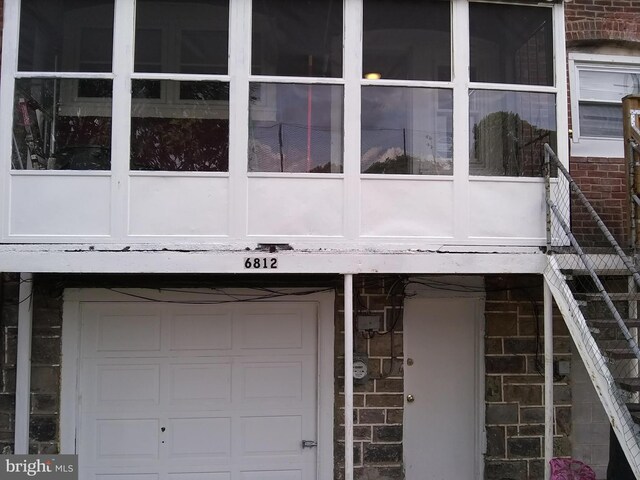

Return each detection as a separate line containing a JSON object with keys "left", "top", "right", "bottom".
{"left": 96, "top": 419, "right": 160, "bottom": 459}
{"left": 9, "top": 175, "right": 111, "bottom": 236}
{"left": 360, "top": 179, "right": 454, "bottom": 238}
{"left": 247, "top": 178, "right": 344, "bottom": 236}
{"left": 167, "top": 417, "right": 231, "bottom": 458}
{"left": 240, "top": 416, "right": 303, "bottom": 455}
{"left": 468, "top": 179, "right": 546, "bottom": 240}
{"left": 76, "top": 301, "right": 319, "bottom": 480}
{"left": 168, "top": 363, "right": 232, "bottom": 407}
{"left": 240, "top": 472, "right": 301, "bottom": 480}
{"left": 128, "top": 176, "right": 230, "bottom": 236}
{"left": 170, "top": 313, "right": 233, "bottom": 351}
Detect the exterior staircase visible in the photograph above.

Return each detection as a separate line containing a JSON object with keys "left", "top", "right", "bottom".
{"left": 543, "top": 143, "right": 640, "bottom": 478}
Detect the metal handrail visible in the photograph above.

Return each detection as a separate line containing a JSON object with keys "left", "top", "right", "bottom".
{"left": 544, "top": 143, "right": 640, "bottom": 362}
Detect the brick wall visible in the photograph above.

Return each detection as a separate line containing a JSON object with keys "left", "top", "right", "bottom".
{"left": 569, "top": 157, "right": 630, "bottom": 248}
{"left": 565, "top": 0, "right": 640, "bottom": 248}
{"left": 484, "top": 275, "right": 571, "bottom": 480}
{"left": 566, "top": 0, "right": 640, "bottom": 45}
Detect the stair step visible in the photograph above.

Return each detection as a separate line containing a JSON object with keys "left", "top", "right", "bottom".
{"left": 576, "top": 292, "right": 640, "bottom": 301}
{"left": 588, "top": 318, "right": 640, "bottom": 328}
{"left": 627, "top": 404, "right": 640, "bottom": 423}
{"left": 618, "top": 378, "right": 640, "bottom": 392}
{"left": 606, "top": 349, "right": 640, "bottom": 360}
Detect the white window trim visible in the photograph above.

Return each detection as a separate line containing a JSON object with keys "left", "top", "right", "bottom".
{"left": 568, "top": 52, "right": 640, "bottom": 158}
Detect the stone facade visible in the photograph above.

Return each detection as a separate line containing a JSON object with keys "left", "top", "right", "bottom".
{"left": 0, "top": 273, "right": 574, "bottom": 480}
{"left": 484, "top": 275, "right": 571, "bottom": 480}
{"left": 334, "top": 276, "right": 405, "bottom": 480}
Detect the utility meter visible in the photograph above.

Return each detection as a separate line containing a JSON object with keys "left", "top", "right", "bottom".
{"left": 353, "top": 353, "right": 369, "bottom": 384}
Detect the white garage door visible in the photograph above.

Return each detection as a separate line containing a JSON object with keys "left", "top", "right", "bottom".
{"left": 76, "top": 302, "right": 319, "bottom": 480}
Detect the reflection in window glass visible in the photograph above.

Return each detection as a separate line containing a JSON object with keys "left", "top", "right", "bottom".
{"left": 252, "top": 0, "right": 342, "bottom": 77}
{"left": 470, "top": 3, "right": 553, "bottom": 86}
{"left": 579, "top": 104, "right": 622, "bottom": 138}
{"left": 130, "top": 80, "right": 229, "bottom": 171}
{"left": 363, "top": 0, "right": 450, "bottom": 81}
{"left": 249, "top": 83, "right": 343, "bottom": 173}
{"left": 362, "top": 87, "right": 452, "bottom": 175}
{"left": 469, "top": 90, "right": 556, "bottom": 177}
{"left": 12, "top": 78, "right": 112, "bottom": 170}
{"left": 135, "top": 0, "right": 229, "bottom": 74}
{"left": 577, "top": 69, "right": 640, "bottom": 138}
{"left": 18, "top": 0, "right": 115, "bottom": 72}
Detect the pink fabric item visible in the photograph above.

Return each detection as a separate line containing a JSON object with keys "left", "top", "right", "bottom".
{"left": 549, "top": 458, "right": 596, "bottom": 480}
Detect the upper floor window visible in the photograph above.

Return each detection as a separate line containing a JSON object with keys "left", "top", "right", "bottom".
{"left": 131, "top": 0, "right": 230, "bottom": 172}
{"left": 361, "top": 0, "right": 452, "bottom": 175}
{"left": 8, "top": 0, "right": 560, "bottom": 178}
{"left": 569, "top": 52, "right": 640, "bottom": 158}
{"left": 13, "top": 0, "right": 115, "bottom": 171}
{"left": 469, "top": 2, "right": 555, "bottom": 177}
{"left": 249, "top": 0, "right": 344, "bottom": 173}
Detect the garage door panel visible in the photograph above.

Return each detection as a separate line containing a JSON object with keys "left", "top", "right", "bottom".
{"left": 240, "top": 470, "right": 302, "bottom": 480}
{"left": 96, "top": 364, "right": 161, "bottom": 407}
{"left": 241, "top": 362, "right": 303, "bottom": 402}
{"left": 169, "top": 363, "right": 232, "bottom": 408}
{"left": 170, "top": 313, "right": 233, "bottom": 352}
{"left": 240, "top": 313, "right": 304, "bottom": 350}
{"left": 77, "top": 301, "right": 320, "bottom": 480}
{"left": 167, "top": 417, "right": 231, "bottom": 459}
{"left": 240, "top": 416, "right": 303, "bottom": 456}
{"left": 95, "top": 474, "right": 159, "bottom": 480}
{"left": 95, "top": 315, "right": 162, "bottom": 354}
{"left": 96, "top": 419, "right": 160, "bottom": 460}
{"left": 168, "top": 474, "right": 230, "bottom": 480}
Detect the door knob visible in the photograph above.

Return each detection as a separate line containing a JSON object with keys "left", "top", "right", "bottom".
{"left": 302, "top": 440, "right": 317, "bottom": 449}
{"left": 406, "top": 394, "right": 415, "bottom": 403}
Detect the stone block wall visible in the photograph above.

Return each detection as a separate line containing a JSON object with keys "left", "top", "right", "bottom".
{"left": 0, "top": 273, "right": 579, "bottom": 480}
{"left": 0, "top": 273, "right": 18, "bottom": 454}
{"left": 334, "top": 276, "right": 405, "bottom": 480}
{"left": 0, "top": 275, "right": 62, "bottom": 454}
{"left": 484, "top": 275, "right": 571, "bottom": 480}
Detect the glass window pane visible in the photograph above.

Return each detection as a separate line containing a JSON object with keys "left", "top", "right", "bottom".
{"left": 469, "top": 90, "right": 556, "bottom": 177}
{"left": 579, "top": 69, "right": 640, "bottom": 102}
{"left": 580, "top": 103, "right": 623, "bottom": 138}
{"left": 363, "top": 0, "right": 450, "bottom": 82}
{"left": 131, "top": 80, "right": 229, "bottom": 171}
{"left": 249, "top": 83, "right": 344, "bottom": 173}
{"left": 135, "top": 0, "right": 229, "bottom": 74}
{"left": 470, "top": 3, "right": 553, "bottom": 86}
{"left": 252, "top": 0, "right": 343, "bottom": 77}
{"left": 18, "top": 0, "right": 115, "bottom": 72}
{"left": 12, "top": 78, "right": 112, "bottom": 170}
{"left": 361, "top": 87, "right": 452, "bottom": 175}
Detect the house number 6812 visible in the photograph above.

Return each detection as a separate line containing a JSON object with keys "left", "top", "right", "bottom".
{"left": 244, "top": 258, "right": 278, "bottom": 269}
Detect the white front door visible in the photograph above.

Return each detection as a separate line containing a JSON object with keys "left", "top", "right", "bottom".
{"left": 403, "top": 296, "right": 483, "bottom": 479}
{"left": 75, "top": 301, "right": 319, "bottom": 480}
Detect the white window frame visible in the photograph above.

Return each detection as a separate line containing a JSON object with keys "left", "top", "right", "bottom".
{"left": 568, "top": 52, "right": 640, "bottom": 158}
{"left": 0, "top": 0, "right": 569, "bottom": 246}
